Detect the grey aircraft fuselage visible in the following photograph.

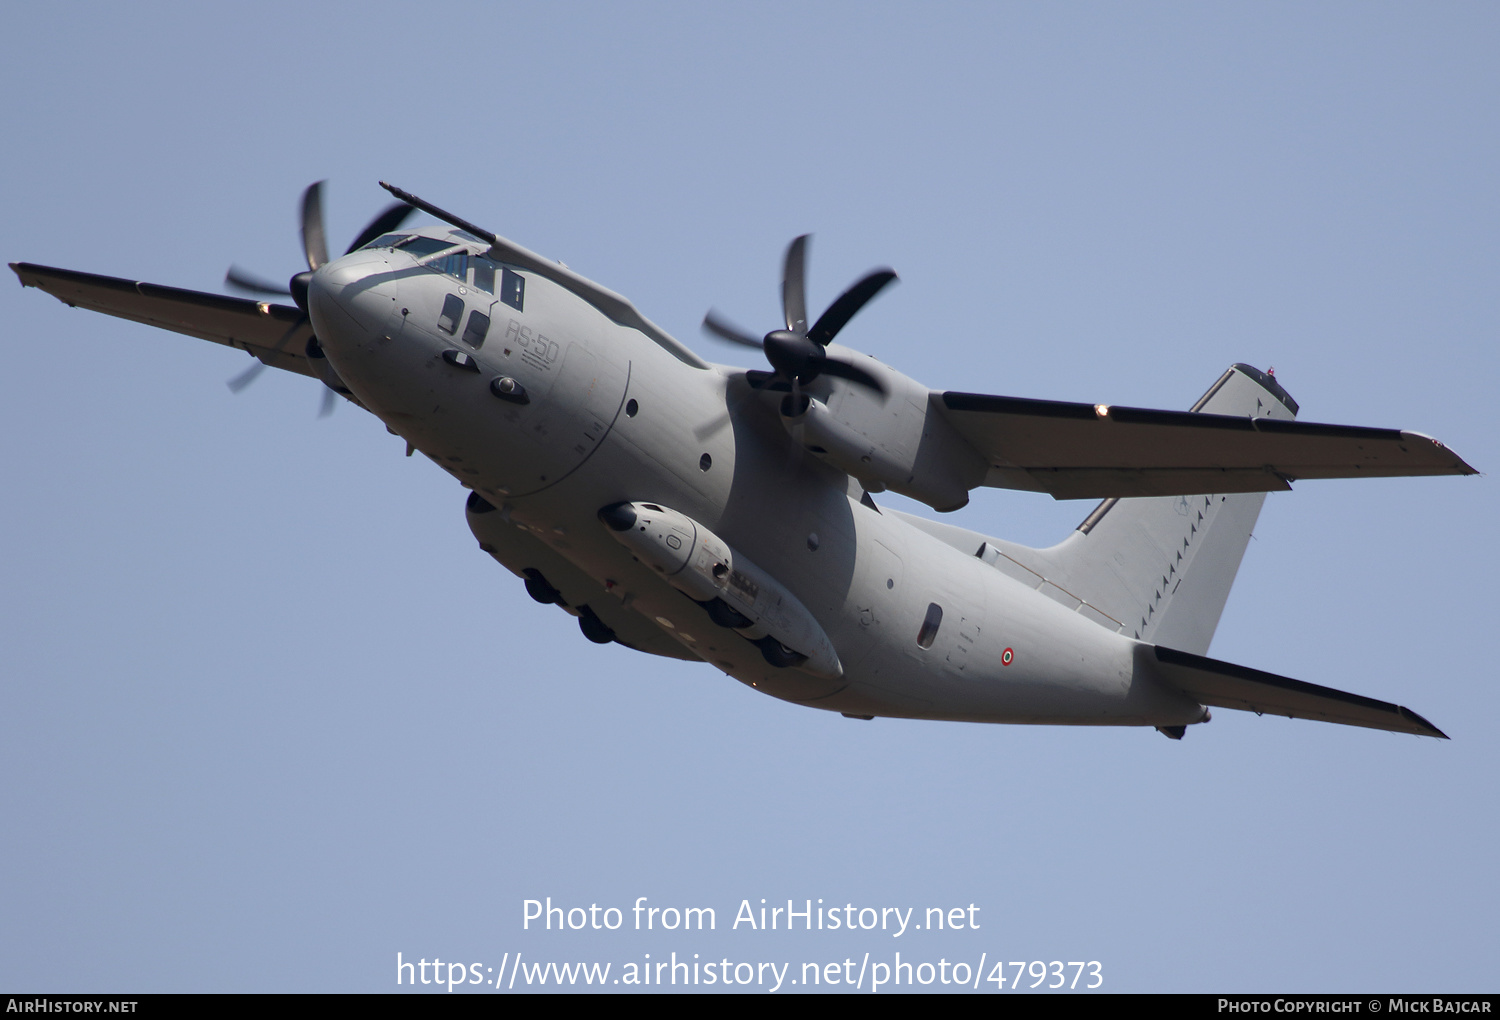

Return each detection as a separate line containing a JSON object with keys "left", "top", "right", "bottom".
{"left": 312, "top": 239, "right": 1246, "bottom": 732}
{"left": 15, "top": 188, "right": 1474, "bottom": 739}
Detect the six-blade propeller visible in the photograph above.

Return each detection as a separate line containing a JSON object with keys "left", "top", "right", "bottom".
{"left": 702, "top": 234, "right": 895, "bottom": 401}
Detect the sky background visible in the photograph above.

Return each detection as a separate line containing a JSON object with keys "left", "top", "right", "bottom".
{"left": 2, "top": 2, "right": 1496, "bottom": 993}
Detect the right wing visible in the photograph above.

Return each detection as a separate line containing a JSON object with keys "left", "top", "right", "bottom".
{"left": 11, "top": 262, "right": 318, "bottom": 380}
{"left": 939, "top": 364, "right": 1476, "bottom": 500}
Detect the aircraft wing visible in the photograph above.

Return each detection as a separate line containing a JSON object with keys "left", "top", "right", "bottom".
{"left": 10, "top": 262, "right": 318, "bottom": 380}
{"left": 1150, "top": 645, "right": 1446, "bottom": 738}
{"left": 939, "top": 390, "right": 1476, "bottom": 499}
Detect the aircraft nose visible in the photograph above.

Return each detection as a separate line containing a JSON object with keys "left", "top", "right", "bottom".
{"left": 307, "top": 251, "right": 393, "bottom": 350}
{"left": 312, "top": 254, "right": 369, "bottom": 299}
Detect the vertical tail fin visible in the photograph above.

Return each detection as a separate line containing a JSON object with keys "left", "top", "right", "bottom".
{"left": 984, "top": 365, "right": 1297, "bottom": 655}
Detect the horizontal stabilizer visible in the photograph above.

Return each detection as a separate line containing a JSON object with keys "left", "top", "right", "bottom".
{"left": 1151, "top": 645, "right": 1446, "bottom": 738}
{"left": 940, "top": 377, "right": 1476, "bottom": 499}
{"left": 10, "top": 262, "right": 317, "bottom": 380}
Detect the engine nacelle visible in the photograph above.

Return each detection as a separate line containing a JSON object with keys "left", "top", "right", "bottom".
{"left": 780, "top": 360, "right": 985, "bottom": 511}
{"left": 598, "top": 501, "right": 843, "bottom": 680}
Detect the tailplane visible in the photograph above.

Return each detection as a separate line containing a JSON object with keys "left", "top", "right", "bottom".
{"left": 1147, "top": 645, "right": 1446, "bottom": 737}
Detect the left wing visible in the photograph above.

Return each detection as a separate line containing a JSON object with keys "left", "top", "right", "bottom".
{"left": 939, "top": 384, "right": 1475, "bottom": 500}
{"left": 11, "top": 262, "right": 318, "bottom": 380}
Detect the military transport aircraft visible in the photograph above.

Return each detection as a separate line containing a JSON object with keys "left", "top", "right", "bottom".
{"left": 11, "top": 182, "right": 1477, "bottom": 740}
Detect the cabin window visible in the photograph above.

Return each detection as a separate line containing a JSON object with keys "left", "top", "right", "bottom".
{"left": 462, "top": 310, "right": 490, "bottom": 348}
{"left": 501, "top": 268, "right": 525, "bottom": 311}
{"left": 916, "top": 603, "right": 943, "bottom": 649}
{"left": 438, "top": 294, "right": 464, "bottom": 335}
{"left": 472, "top": 259, "right": 496, "bottom": 294}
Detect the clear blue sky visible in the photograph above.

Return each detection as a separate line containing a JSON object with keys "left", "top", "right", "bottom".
{"left": 3, "top": 2, "right": 1496, "bottom": 993}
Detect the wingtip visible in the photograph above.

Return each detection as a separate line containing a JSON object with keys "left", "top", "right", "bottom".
{"left": 1398, "top": 705, "right": 1448, "bottom": 740}
{"left": 1401, "top": 431, "right": 1479, "bottom": 476}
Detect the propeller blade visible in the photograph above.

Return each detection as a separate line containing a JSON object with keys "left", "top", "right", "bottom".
{"left": 782, "top": 385, "right": 807, "bottom": 477}
{"left": 270, "top": 315, "right": 307, "bottom": 353}
{"left": 226, "top": 360, "right": 267, "bottom": 393}
{"left": 693, "top": 411, "right": 729, "bottom": 440}
{"left": 224, "top": 265, "right": 291, "bottom": 296}
{"left": 818, "top": 356, "right": 887, "bottom": 396}
{"left": 229, "top": 316, "right": 307, "bottom": 394}
{"left": 318, "top": 386, "right": 338, "bottom": 418}
{"left": 806, "top": 268, "right": 897, "bottom": 347}
{"left": 693, "top": 372, "right": 764, "bottom": 440}
{"left": 702, "top": 309, "right": 764, "bottom": 348}
{"left": 781, "top": 234, "right": 809, "bottom": 334}
{"left": 301, "top": 180, "right": 329, "bottom": 271}
{"left": 344, "top": 201, "right": 416, "bottom": 256}
{"left": 743, "top": 369, "right": 789, "bottom": 392}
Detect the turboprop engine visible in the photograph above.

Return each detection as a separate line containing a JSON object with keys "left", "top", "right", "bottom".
{"left": 597, "top": 502, "right": 843, "bottom": 680}
{"left": 698, "top": 233, "right": 986, "bottom": 512}
{"left": 778, "top": 368, "right": 986, "bottom": 513}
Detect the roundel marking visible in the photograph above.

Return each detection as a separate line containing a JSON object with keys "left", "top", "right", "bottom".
{"left": 1001, "top": 647, "right": 1014, "bottom": 666}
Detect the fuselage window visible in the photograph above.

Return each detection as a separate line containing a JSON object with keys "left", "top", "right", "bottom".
{"left": 462, "top": 309, "right": 490, "bottom": 348}
{"left": 916, "top": 603, "right": 944, "bottom": 649}
{"left": 472, "top": 259, "right": 496, "bottom": 295}
{"left": 501, "top": 268, "right": 525, "bottom": 311}
{"left": 397, "top": 236, "right": 456, "bottom": 258}
{"left": 438, "top": 294, "right": 464, "bottom": 336}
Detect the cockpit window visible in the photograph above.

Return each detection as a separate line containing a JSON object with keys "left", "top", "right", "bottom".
{"left": 360, "top": 232, "right": 412, "bottom": 251}
{"left": 427, "top": 250, "right": 469, "bottom": 281}
{"left": 500, "top": 268, "right": 525, "bottom": 311}
{"left": 472, "top": 258, "right": 496, "bottom": 295}
{"left": 398, "top": 236, "right": 459, "bottom": 258}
